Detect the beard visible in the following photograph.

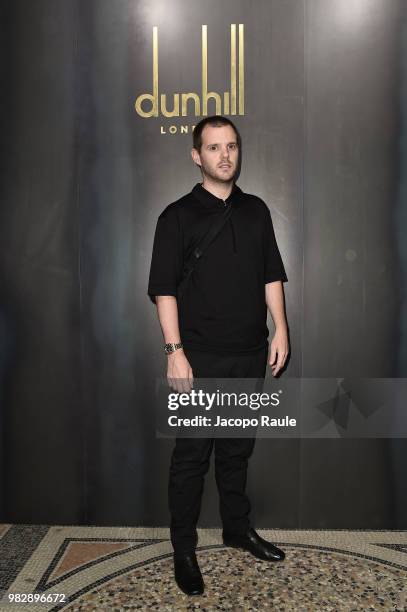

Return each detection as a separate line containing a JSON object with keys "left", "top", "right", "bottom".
{"left": 200, "top": 160, "right": 237, "bottom": 183}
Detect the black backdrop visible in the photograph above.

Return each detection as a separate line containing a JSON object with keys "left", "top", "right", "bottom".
{"left": 1, "top": 0, "right": 406, "bottom": 527}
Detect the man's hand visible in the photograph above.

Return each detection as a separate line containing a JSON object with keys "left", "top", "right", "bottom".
{"left": 167, "top": 349, "right": 194, "bottom": 393}
{"left": 268, "top": 327, "right": 289, "bottom": 377}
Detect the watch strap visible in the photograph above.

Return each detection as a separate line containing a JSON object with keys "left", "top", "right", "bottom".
{"left": 164, "top": 342, "right": 183, "bottom": 355}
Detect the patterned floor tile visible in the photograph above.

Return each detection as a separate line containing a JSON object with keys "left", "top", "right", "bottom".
{"left": 0, "top": 526, "right": 406, "bottom": 611}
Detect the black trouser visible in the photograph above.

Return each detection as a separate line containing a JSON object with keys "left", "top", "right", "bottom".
{"left": 168, "top": 345, "right": 268, "bottom": 553}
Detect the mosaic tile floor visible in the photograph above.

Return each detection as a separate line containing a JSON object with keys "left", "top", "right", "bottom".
{"left": 0, "top": 524, "right": 406, "bottom": 611}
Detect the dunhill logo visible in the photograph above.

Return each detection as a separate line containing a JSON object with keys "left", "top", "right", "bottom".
{"left": 135, "top": 24, "right": 245, "bottom": 118}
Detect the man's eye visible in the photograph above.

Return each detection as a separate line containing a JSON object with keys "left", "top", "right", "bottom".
{"left": 228, "top": 144, "right": 237, "bottom": 149}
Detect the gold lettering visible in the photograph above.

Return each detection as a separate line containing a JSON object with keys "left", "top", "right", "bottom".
{"left": 159, "top": 124, "right": 198, "bottom": 135}
{"left": 202, "top": 25, "right": 221, "bottom": 115}
{"left": 223, "top": 92, "right": 230, "bottom": 115}
{"left": 202, "top": 25, "right": 208, "bottom": 114}
{"left": 203, "top": 91, "right": 221, "bottom": 115}
{"left": 239, "top": 24, "right": 244, "bottom": 115}
{"left": 161, "top": 94, "right": 180, "bottom": 117}
{"left": 231, "top": 24, "right": 237, "bottom": 115}
{"left": 135, "top": 26, "right": 159, "bottom": 117}
{"left": 135, "top": 24, "right": 245, "bottom": 119}
{"left": 181, "top": 93, "right": 201, "bottom": 116}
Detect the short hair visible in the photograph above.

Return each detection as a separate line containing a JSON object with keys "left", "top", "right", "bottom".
{"left": 192, "top": 115, "right": 241, "bottom": 152}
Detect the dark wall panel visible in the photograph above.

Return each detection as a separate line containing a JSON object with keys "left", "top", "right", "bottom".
{"left": 301, "top": 0, "right": 406, "bottom": 528}
{"left": 0, "top": 0, "right": 405, "bottom": 527}
{"left": 0, "top": 0, "right": 83, "bottom": 522}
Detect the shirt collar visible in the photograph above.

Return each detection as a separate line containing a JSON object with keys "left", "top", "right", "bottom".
{"left": 191, "top": 181, "right": 243, "bottom": 208}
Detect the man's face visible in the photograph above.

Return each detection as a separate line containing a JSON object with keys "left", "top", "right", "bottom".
{"left": 191, "top": 124, "right": 239, "bottom": 183}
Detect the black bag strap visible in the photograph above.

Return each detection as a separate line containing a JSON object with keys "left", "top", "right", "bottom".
{"left": 177, "top": 203, "right": 233, "bottom": 301}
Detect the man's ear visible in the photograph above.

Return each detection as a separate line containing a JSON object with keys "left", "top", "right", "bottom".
{"left": 191, "top": 148, "right": 201, "bottom": 167}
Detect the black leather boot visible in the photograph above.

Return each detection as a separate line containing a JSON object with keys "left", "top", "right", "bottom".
{"left": 223, "top": 527, "right": 285, "bottom": 561}
{"left": 173, "top": 551, "right": 204, "bottom": 595}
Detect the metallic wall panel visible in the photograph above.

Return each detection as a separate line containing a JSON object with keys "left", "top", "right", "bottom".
{"left": 0, "top": 0, "right": 83, "bottom": 522}
{"left": 300, "top": 0, "right": 406, "bottom": 528}
{"left": 303, "top": 0, "right": 401, "bottom": 378}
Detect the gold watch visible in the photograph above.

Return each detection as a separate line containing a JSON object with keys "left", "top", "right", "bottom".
{"left": 164, "top": 342, "right": 183, "bottom": 355}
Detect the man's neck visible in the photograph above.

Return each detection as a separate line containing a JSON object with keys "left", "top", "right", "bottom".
{"left": 201, "top": 177, "right": 234, "bottom": 201}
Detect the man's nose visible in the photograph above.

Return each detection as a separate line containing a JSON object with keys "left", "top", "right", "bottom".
{"left": 220, "top": 147, "right": 230, "bottom": 158}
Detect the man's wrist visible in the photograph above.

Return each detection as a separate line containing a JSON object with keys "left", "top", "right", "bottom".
{"left": 167, "top": 348, "right": 184, "bottom": 360}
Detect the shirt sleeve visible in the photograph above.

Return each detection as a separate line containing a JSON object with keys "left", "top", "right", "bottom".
{"left": 263, "top": 206, "right": 288, "bottom": 284}
{"left": 147, "top": 206, "right": 183, "bottom": 304}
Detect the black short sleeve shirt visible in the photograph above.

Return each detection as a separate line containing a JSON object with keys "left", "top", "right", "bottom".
{"left": 148, "top": 182, "right": 287, "bottom": 354}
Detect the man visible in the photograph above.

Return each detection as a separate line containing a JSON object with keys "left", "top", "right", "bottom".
{"left": 148, "top": 115, "right": 289, "bottom": 596}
